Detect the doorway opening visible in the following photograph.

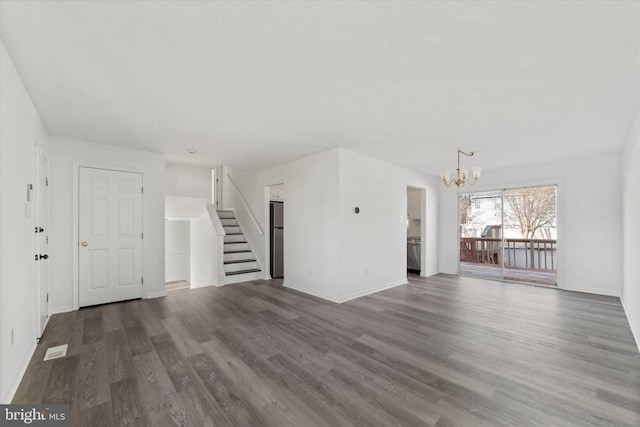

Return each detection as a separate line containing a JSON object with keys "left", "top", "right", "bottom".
{"left": 407, "top": 186, "right": 425, "bottom": 276}
{"left": 458, "top": 185, "right": 558, "bottom": 286}
{"left": 268, "top": 184, "right": 284, "bottom": 279}
{"left": 165, "top": 219, "right": 191, "bottom": 292}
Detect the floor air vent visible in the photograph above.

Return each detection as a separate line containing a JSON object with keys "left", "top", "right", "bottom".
{"left": 43, "top": 344, "right": 68, "bottom": 361}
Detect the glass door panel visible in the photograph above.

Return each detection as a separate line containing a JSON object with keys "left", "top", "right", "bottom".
{"left": 502, "top": 186, "right": 557, "bottom": 286}
{"left": 458, "top": 191, "right": 503, "bottom": 280}
{"left": 458, "top": 186, "right": 558, "bottom": 286}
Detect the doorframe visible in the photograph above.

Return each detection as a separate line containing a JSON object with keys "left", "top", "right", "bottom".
{"left": 34, "top": 146, "right": 49, "bottom": 337}
{"left": 406, "top": 185, "right": 427, "bottom": 277}
{"left": 72, "top": 162, "right": 145, "bottom": 310}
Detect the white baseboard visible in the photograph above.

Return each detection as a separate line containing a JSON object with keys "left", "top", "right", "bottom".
{"left": 621, "top": 298, "right": 640, "bottom": 353}
{"left": 48, "top": 305, "right": 74, "bottom": 315}
{"left": 3, "top": 342, "right": 37, "bottom": 404}
{"left": 283, "top": 282, "right": 341, "bottom": 303}
{"left": 145, "top": 291, "right": 166, "bottom": 299}
{"left": 284, "top": 279, "right": 410, "bottom": 304}
{"left": 420, "top": 270, "right": 438, "bottom": 278}
{"left": 562, "top": 286, "right": 620, "bottom": 297}
{"left": 337, "top": 279, "right": 409, "bottom": 303}
{"left": 191, "top": 281, "right": 223, "bottom": 289}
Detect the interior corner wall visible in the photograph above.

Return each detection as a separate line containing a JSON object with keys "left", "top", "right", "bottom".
{"left": 622, "top": 110, "right": 640, "bottom": 350}
{"left": 49, "top": 136, "right": 166, "bottom": 310}
{"left": 165, "top": 162, "right": 213, "bottom": 204}
{"left": 226, "top": 149, "right": 342, "bottom": 301}
{"left": 438, "top": 153, "right": 623, "bottom": 297}
{"left": 337, "top": 149, "right": 439, "bottom": 302}
{"left": 0, "top": 39, "right": 50, "bottom": 403}
{"left": 225, "top": 148, "right": 439, "bottom": 303}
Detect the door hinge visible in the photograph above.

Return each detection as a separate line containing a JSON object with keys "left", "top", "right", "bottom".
{"left": 141, "top": 277, "right": 144, "bottom": 284}
{"left": 45, "top": 177, "right": 48, "bottom": 186}
{"left": 141, "top": 232, "right": 144, "bottom": 239}
{"left": 141, "top": 187, "right": 144, "bottom": 194}
{"left": 46, "top": 293, "right": 49, "bottom": 303}
{"left": 35, "top": 254, "right": 39, "bottom": 261}
{"left": 46, "top": 235, "right": 49, "bottom": 244}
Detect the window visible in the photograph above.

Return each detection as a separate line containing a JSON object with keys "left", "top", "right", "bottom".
{"left": 458, "top": 185, "right": 557, "bottom": 286}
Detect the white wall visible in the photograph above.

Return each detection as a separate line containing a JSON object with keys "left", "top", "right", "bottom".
{"left": 227, "top": 149, "right": 342, "bottom": 300}
{"left": 49, "top": 136, "right": 166, "bottom": 312}
{"left": 438, "top": 153, "right": 623, "bottom": 297}
{"left": 165, "top": 162, "right": 213, "bottom": 204}
{"left": 165, "top": 220, "right": 190, "bottom": 282}
{"left": 337, "top": 149, "right": 439, "bottom": 301}
{"left": 189, "top": 206, "right": 224, "bottom": 288}
{"left": 0, "top": 39, "right": 50, "bottom": 403}
{"left": 622, "top": 110, "right": 640, "bottom": 350}
{"left": 225, "top": 148, "right": 439, "bottom": 303}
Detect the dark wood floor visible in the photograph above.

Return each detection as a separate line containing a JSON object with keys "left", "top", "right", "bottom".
{"left": 13, "top": 274, "right": 640, "bottom": 426}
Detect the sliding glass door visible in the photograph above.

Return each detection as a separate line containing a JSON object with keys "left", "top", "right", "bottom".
{"left": 459, "top": 190, "right": 503, "bottom": 280}
{"left": 458, "top": 185, "right": 557, "bottom": 286}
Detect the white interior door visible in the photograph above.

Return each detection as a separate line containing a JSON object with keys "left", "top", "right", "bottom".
{"left": 79, "top": 167, "right": 143, "bottom": 307}
{"left": 36, "top": 152, "right": 49, "bottom": 336}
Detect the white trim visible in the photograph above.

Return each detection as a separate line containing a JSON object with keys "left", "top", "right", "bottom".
{"left": 48, "top": 305, "right": 74, "bottom": 315}
{"left": 284, "top": 279, "right": 409, "bottom": 304}
{"left": 337, "top": 279, "right": 409, "bottom": 303}
{"left": 561, "top": 286, "right": 620, "bottom": 298}
{"left": 621, "top": 298, "right": 640, "bottom": 353}
{"left": 420, "top": 270, "right": 438, "bottom": 278}
{"left": 3, "top": 342, "right": 37, "bottom": 404}
{"left": 189, "top": 281, "right": 218, "bottom": 290}
{"left": 145, "top": 291, "right": 166, "bottom": 299}
{"left": 39, "top": 315, "right": 51, "bottom": 338}
{"left": 283, "top": 282, "right": 341, "bottom": 303}
{"left": 73, "top": 163, "right": 145, "bottom": 310}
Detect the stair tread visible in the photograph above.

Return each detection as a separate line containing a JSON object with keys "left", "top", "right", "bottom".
{"left": 224, "top": 250, "right": 252, "bottom": 254}
{"left": 224, "top": 241, "right": 248, "bottom": 244}
{"left": 225, "top": 233, "right": 244, "bottom": 235}
{"left": 225, "top": 268, "right": 261, "bottom": 276}
{"left": 224, "top": 259, "right": 256, "bottom": 264}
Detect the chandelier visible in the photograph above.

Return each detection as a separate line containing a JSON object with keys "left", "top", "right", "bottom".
{"left": 441, "top": 149, "right": 481, "bottom": 188}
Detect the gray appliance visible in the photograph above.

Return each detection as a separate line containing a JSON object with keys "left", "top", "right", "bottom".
{"left": 270, "top": 201, "right": 284, "bottom": 278}
{"left": 407, "top": 238, "right": 421, "bottom": 273}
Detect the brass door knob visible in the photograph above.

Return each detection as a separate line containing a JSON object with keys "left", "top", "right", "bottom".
{"left": 81, "top": 241, "right": 88, "bottom": 246}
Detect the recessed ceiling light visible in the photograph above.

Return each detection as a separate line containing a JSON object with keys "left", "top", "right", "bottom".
{"left": 186, "top": 149, "right": 197, "bottom": 154}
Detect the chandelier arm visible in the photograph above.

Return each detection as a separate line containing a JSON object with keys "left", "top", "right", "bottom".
{"left": 443, "top": 149, "right": 479, "bottom": 188}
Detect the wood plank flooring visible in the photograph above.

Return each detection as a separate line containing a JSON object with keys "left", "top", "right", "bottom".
{"left": 13, "top": 274, "right": 640, "bottom": 426}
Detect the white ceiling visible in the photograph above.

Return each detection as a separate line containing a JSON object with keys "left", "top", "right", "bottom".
{"left": 1, "top": 1, "right": 639, "bottom": 173}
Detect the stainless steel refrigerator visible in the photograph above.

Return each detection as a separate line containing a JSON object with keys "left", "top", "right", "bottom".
{"left": 270, "top": 201, "right": 284, "bottom": 278}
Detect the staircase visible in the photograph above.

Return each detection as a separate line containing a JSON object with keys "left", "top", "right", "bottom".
{"left": 217, "top": 210, "right": 262, "bottom": 284}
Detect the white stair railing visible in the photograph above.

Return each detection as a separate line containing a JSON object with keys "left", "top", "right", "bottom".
{"left": 226, "top": 173, "right": 263, "bottom": 235}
